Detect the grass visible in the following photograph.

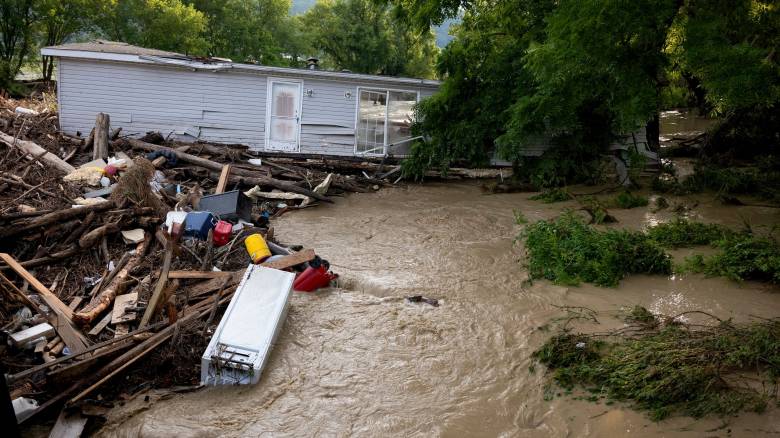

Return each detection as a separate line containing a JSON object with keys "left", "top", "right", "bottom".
{"left": 529, "top": 188, "right": 573, "bottom": 203}
{"left": 534, "top": 309, "right": 780, "bottom": 420}
{"left": 520, "top": 212, "right": 671, "bottom": 287}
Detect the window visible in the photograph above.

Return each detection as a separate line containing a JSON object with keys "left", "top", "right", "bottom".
{"left": 356, "top": 88, "right": 418, "bottom": 155}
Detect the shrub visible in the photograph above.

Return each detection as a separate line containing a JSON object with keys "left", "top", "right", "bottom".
{"left": 612, "top": 191, "right": 649, "bottom": 209}
{"left": 529, "top": 188, "right": 572, "bottom": 203}
{"left": 646, "top": 219, "right": 734, "bottom": 248}
{"left": 684, "top": 234, "right": 780, "bottom": 283}
{"left": 520, "top": 213, "right": 671, "bottom": 287}
{"left": 534, "top": 310, "right": 780, "bottom": 420}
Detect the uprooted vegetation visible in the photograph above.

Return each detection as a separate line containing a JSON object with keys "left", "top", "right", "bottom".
{"left": 534, "top": 307, "right": 780, "bottom": 421}
{"left": 519, "top": 212, "right": 671, "bottom": 287}
{"left": 519, "top": 213, "right": 780, "bottom": 286}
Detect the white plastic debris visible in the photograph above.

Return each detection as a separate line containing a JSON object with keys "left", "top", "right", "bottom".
{"left": 15, "top": 107, "right": 39, "bottom": 116}
{"left": 12, "top": 397, "right": 39, "bottom": 421}
{"left": 248, "top": 158, "right": 263, "bottom": 166}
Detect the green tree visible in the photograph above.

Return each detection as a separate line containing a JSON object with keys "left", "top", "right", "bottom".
{"left": 94, "top": 0, "right": 209, "bottom": 55}
{"left": 301, "top": 0, "right": 437, "bottom": 77}
{"left": 186, "top": 0, "right": 296, "bottom": 65}
{"left": 397, "top": 0, "right": 779, "bottom": 178}
{"left": 38, "top": 0, "right": 102, "bottom": 82}
{"left": 0, "top": 0, "right": 38, "bottom": 89}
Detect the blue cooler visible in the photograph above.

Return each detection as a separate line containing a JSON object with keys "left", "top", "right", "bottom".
{"left": 184, "top": 212, "right": 216, "bottom": 240}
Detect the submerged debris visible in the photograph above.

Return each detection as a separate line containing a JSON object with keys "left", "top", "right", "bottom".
{"left": 534, "top": 307, "right": 780, "bottom": 420}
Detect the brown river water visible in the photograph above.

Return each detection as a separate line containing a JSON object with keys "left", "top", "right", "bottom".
{"left": 96, "top": 183, "right": 780, "bottom": 437}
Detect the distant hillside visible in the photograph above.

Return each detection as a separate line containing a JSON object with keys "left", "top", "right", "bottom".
{"left": 290, "top": 0, "right": 456, "bottom": 47}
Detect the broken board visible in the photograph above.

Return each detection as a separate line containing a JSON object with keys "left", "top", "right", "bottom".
{"left": 111, "top": 292, "right": 138, "bottom": 324}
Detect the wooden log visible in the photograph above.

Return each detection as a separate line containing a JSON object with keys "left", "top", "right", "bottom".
{"left": 139, "top": 243, "right": 173, "bottom": 327}
{"left": 215, "top": 164, "right": 231, "bottom": 193}
{"left": 73, "top": 239, "right": 146, "bottom": 325}
{"left": 0, "top": 202, "right": 114, "bottom": 239}
{"left": 78, "top": 222, "right": 120, "bottom": 249}
{"left": 82, "top": 128, "right": 94, "bottom": 151}
{"left": 122, "top": 138, "right": 332, "bottom": 202}
{"left": 0, "top": 131, "right": 75, "bottom": 174}
{"left": 92, "top": 113, "right": 110, "bottom": 160}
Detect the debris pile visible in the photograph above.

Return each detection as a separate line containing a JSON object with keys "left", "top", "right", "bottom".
{"left": 0, "top": 95, "right": 347, "bottom": 434}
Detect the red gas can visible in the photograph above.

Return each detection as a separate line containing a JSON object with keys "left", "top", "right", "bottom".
{"left": 293, "top": 261, "right": 338, "bottom": 292}
{"left": 212, "top": 220, "right": 232, "bottom": 247}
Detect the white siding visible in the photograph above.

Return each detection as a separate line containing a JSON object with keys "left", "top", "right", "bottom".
{"left": 57, "top": 58, "right": 441, "bottom": 157}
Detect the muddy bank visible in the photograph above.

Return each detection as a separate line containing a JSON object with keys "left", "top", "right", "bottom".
{"left": 98, "top": 183, "right": 780, "bottom": 437}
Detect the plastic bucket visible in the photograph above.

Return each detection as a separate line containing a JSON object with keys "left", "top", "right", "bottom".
{"left": 245, "top": 233, "right": 271, "bottom": 263}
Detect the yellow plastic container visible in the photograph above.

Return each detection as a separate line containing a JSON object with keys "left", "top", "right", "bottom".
{"left": 245, "top": 233, "right": 271, "bottom": 263}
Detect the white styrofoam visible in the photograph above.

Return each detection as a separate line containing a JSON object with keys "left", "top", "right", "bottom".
{"left": 200, "top": 265, "right": 294, "bottom": 385}
{"left": 10, "top": 323, "right": 54, "bottom": 347}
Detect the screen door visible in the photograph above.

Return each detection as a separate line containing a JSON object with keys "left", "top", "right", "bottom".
{"left": 266, "top": 80, "right": 302, "bottom": 152}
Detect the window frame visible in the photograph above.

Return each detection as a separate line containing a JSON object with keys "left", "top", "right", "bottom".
{"left": 354, "top": 86, "right": 420, "bottom": 156}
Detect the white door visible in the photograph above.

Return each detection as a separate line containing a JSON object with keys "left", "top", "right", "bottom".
{"left": 266, "top": 80, "right": 302, "bottom": 152}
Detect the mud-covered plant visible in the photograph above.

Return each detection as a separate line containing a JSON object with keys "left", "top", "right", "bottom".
{"left": 612, "top": 191, "right": 649, "bottom": 209}
{"left": 529, "top": 188, "right": 572, "bottom": 203}
{"left": 683, "top": 234, "right": 780, "bottom": 283}
{"left": 520, "top": 212, "right": 671, "bottom": 287}
{"left": 534, "top": 310, "right": 780, "bottom": 420}
{"left": 646, "top": 219, "right": 734, "bottom": 248}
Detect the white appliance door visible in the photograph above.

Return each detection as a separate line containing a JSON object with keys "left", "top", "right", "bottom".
{"left": 267, "top": 81, "right": 301, "bottom": 152}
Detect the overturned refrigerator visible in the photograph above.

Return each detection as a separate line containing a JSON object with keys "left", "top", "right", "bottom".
{"left": 201, "top": 265, "right": 295, "bottom": 385}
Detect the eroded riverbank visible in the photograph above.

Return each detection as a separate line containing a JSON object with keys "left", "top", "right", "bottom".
{"left": 99, "top": 183, "right": 780, "bottom": 437}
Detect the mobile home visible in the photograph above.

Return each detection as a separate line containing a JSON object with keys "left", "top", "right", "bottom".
{"left": 41, "top": 41, "right": 441, "bottom": 158}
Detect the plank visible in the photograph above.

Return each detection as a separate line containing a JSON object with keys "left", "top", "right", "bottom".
{"left": 49, "top": 408, "right": 87, "bottom": 438}
{"left": 0, "top": 253, "right": 89, "bottom": 354}
{"left": 68, "top": 296, "right": 83, "bottom": 311}
{"left": 215, "top": 164, "right": 231, "bottom": 194}
{"left": 0, "top": 253, "right": 74, "bottom": 320}
{"left": 261, "top": 248, "right": 316, "bottom": 270}
{"left": 168, "top": 270, "right": 232, "bottom": 279}
{"left": 111, "top": 292, "right": 138, "bottom": 324}
{"left": 87, "top": 312, "right": 112, "bottom": 336}
{"left": 139, "top": 244, "right": 172, "bottom": 327}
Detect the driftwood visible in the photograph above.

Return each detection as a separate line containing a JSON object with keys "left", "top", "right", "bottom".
{"left": 73, "top": 238, "right": 147, "bottom": 325}
{"left": 0, "top": 202, "right": 114, "bottom": 239}
{"left": 78, "top": 222, "right": 120, "bottom": 248}
{"left": 67, "top": 293, "right": 233, "bottom": 407}
{"left": 92, "top": 113, "right": 110, "bottom": 160}
{"left": 0, "top": 131, "right": 75, "bottom": 174}
{"left": 122, "top": 138, "right": 332, "bottom": 202}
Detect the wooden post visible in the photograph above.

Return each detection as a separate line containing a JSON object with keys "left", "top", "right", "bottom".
{"left": 92, "top": 113, "right": 110, "bottom": 160}
{"left": 215, "top": 164, "right": 231, "bottom": 194}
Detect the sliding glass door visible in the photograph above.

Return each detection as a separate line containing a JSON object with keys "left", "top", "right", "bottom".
{"left": 356, "top": 88, "right": 418, "bottom": 155}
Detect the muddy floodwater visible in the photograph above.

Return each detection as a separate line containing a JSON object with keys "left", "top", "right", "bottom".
{"left": 100, "top": 183, "right": 780, "bottom": 437}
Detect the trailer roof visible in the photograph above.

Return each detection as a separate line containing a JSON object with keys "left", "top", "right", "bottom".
{"left": 42, "top": 41, "right": 441, "bottom": 88}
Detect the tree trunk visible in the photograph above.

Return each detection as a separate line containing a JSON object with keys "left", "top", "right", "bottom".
{"left": 93, "top": 113, "right": 110, "bottom": 160}
{"left": 645, "top": 113, "right": 660, "bottom": 153}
